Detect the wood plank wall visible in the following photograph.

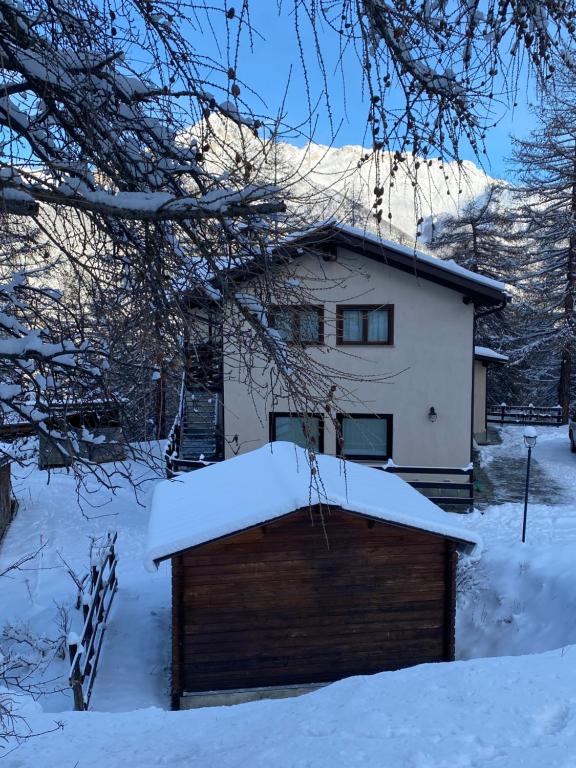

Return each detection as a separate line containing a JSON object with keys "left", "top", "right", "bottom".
{"left": 0, "top": 463, "right": 11, "bottom": 541}
{"left": 172, "top": 505, "right": 455, "bottom": 701}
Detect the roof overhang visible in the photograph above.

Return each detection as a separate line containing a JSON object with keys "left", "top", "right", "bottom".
{"left": 474, "top": 346, "right": 509, "bottom": 365}
{"left": 280, "top": 223, "right": 509, "bottom": 309}
{"left": 182, "top": 221, "right": 509, "bottom": 309}
{"left": 149, "top": 502, "right": 479, "bottom": 568}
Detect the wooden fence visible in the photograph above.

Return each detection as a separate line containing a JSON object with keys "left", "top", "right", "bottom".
{"left": 487, "top": 404, "right": 563, "bottom": 426}
{"left": 68, "top": 532, "right": 118, "bottom": 711}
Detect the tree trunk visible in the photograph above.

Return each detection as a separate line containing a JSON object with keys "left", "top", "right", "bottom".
{"left": 145, "top": 222, "right": 168, "bottom": 440}
{"left": 558, "top": 350, "right": 572, "bottom": 423}
{"left": 561, "top": 144, "right": 576, "bottom": 423}
{"left": 154, "top": 367, "right": 167, "bottom": 440}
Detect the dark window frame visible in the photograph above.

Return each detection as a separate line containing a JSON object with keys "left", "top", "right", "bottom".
{"left": 336, "top": 304, "right": 394, "bottom": 346}
{"left": 269, "top": 412, "right": 325, "bottom": 452}
{"left": 268, "top": 305, "right": 324, "bottom": 346}
{"left": 336, "top": 413, "right": 393, "bottom": 462}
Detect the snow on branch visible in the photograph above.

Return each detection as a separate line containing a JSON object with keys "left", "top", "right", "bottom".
{"left": 308, "top": 0, "right": 576, "bottom": 165}
{"left": 0, "top": 179, "right": 284, "bottom": 221}
{"left": 0, "top": 0, "right": 283, "bottom": 222}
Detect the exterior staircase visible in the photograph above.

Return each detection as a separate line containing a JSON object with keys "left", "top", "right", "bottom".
{"left": 165, "top": 317, "right": 224, "bottom": 477}
{"left": 179, "top": 390, "right": 221, "bottom": 462}
{"left": 165, "top": 384, "right": 222, "bottom": 477}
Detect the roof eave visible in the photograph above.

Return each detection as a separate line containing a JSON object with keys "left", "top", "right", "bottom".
{"left": 475, "top": 354, "right": 509, "bottom": 366}
{"left": 326, "top": 228, "right": 508, "bottom": 308}
{"left": 147, "top": 502, "right": 480, "bottom": 567}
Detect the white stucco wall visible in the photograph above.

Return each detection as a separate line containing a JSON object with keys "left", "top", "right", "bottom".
{"left": 223, "top": 247, "right": 474, "bottom": 470}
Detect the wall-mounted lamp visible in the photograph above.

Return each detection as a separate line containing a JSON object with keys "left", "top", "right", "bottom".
{"left": 428, "top": 407, "right": 438, "bottom": 423}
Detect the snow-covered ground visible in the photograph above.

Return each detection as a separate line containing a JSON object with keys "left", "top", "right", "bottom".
{"left": 5, "top": 648, "right": 576, "bottom": 768}
{"left": 1, "top": 426, "right": 576, "bottom": 766}
{"left": 458, "top": 426, "right": 576, "bottom": 659}
{"left": 1, "top": 445, "right": 172, "bottom": 714}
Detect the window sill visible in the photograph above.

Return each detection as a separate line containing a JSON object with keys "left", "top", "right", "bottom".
{"left": 335, "top": 342, "right": 394, "bottom": 347}
{"left": 337, "top": 455, "right": 392, "bottom": 462}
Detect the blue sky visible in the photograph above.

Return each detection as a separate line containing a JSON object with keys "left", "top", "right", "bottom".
{"left": 199, "top": 3, "right": 540, "bottom": 181}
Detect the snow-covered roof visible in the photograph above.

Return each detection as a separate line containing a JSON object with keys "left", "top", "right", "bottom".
{"left": 474, "top": 346, "right": 509, "bottom": 363}
{"left": 278, "top": 220, "right": 509, "bottom": 304}
{"left": 145, "top": 442, "right": 481, "bottom": 570}
{"left": 331, "top": 221, "right": 507, "bottom": 293}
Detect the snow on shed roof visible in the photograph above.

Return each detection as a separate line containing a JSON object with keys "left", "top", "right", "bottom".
{"left": 145, "top": 442, "right": 481, "bottom": 570}
{"left": 474, "top": 346, "right": 509, "bottom": 363}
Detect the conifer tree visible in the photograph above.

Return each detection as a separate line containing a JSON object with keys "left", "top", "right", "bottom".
{"left": 431, "top": 185, "right": 523, "bottom": 404}
{"left": 510, "top": 79, "right": 576, "bottom": 420}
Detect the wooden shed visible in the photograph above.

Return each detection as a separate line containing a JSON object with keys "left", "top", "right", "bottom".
{"left": 0, "top": 454, "right": 16, "bottom": 542}
{"left": 146, "top": 442, "right": 480, "bottom": 709}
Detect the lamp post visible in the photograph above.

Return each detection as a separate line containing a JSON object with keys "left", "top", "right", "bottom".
{"left": 522, "top": 427, "right": 537, "bottom": 543}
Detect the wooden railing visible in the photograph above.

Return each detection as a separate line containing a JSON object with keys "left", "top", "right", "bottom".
{"left": 487, "top": 404, "right": 563, "bottom": 426}
{"left": 68, "top": 532, "right": 118, "bottom": 711}
{"left": 381, "top": 465, "right": 474, "bottom": 508}
{"left": 165, "top": 375, "right": 186, "bottom": 478}
{"left": 168, "top": 456, "right": 474, "bottom": 508}
{"left": 185, "top": 340, "right": 223, "bottom": 391}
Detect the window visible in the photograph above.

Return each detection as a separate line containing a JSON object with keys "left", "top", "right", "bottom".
{"left": 336, "top": 305, "right": 393, "bottom": 345}
{"left": 270, "top": 413, "right": 324, "bottom": 451}
{"left": 269, "top": 306, "right": 323, "bottom": 345}
{"left": 336, "top": 415, "right": 392, "bottom": 461}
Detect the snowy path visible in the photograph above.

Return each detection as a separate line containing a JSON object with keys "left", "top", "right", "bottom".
{"left": 463, "top": 425, "right": 576, "bottom": 547}
{"left": 476, "top": 425, "right": 571, "bottom": 509}
{"left": 457, "top": 425, "right": 576, "bottom": 660}
{"left": 0, "top": 450, "right": 170, "bottom": 713}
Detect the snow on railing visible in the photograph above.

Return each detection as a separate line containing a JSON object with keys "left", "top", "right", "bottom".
{"left": 68, "top": 532, "right": 118, "bottom": 711}
{"left": 487, "top": 404, "right": 563, "bottom": 426}
{"left": 164, "top": 373, "right": 187, "bottom": 476}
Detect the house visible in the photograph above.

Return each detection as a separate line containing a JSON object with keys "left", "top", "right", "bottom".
{"left": 167, "top": 222, "right": 509, "bottom": 504}
{"left": 147, "top": 442, "right": 481, "bottom": 709}
{"left": 38, "top": 400, "right": 125, "bottom": 469}
{"left": 0, "top": 451, "right": 16, "bottom": 541}
{"left": 473, "top": 346, "right": 509, "bottom": 444}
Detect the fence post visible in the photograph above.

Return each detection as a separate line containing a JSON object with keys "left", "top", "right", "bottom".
{"left": 108, "top": 532, "right": 116, "bottom": 564}
{"left": 556, "top": 405, "right": 563, "bottom": 425}
{"left": 528, "top": 403, "right": 534, "bottom": 423}
{"left": 68, "top": 636, "right": 85, "bottom": 711}
{"left": 500, "top": 402, "right": 506, "bottom": 424}
{"left": 69, "top": 534, "right": 119, "bottom": 711}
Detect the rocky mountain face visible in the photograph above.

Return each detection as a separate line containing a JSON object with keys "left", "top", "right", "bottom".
{"left": 271, "top": 141, "right": 501, "bottom": 246}
{"left": 194, "top": 117, "right": 505, "bottom": 248}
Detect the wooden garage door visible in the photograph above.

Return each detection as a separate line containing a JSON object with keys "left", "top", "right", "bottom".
{"left": 173, "top": 505, "right": 451, "bottom": 694}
